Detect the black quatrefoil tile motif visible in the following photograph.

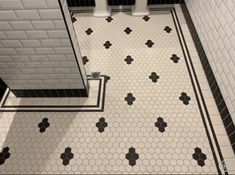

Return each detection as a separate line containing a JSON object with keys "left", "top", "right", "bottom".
{"left": 0, "top": 147, "right": 11, "bottom": 166}
{"left": 96, "top": 117, "right": 108, "bottom": 133}
{"left": 106, "top": 16, "right": 113, "bottom": 22}
{"left": 143, "top": 16, "right": 150, "bottom": 21}
{"left": 82, "top": 56, "right": 89, "bottom": 65}
{"left": 149, "top": 72, "right": 160, "bottom": 83}
{"left": 170, "top": 54, "right": 180, "bottom": 63}
{"left": 60, "top": 147, "right": 74, "bottom": 166}
{"left": 105, "top": 76, "right": 111, "bottom": 83}
{"left": 85, "top": 28, "right": 93, "bottom": 35}
{"left": 179, "top": 92, "right": 191, "bottom": 105}
{"left": 125, "top": 93, "right": 136, "bottom": 105}
{"left": 192, "top": 147, "right": 207, "bottom": 167}
{"left": 155, "top": 117, "right": 167, "bottom": 132}
{"left": 38, "top": 118, "right": 50, "bottom": 133}
{"left": 126, "top": 147, "right": 139, "bottom": 166}
{"left": 164, "top": 26, "right": 172, "bottom": 33}
{"left": 103, "top": 41, "right": 112, "bottom": 49}
{"left": 145, "top": 40, "right": 154, "bottom": 48}
{"left": 124, "top": 27, "right": 132, "bottom": 34}
{"left": 72, "top": 17, "right": 77, "bottom": 23}
{"left": 124, "top": 55, "right": 134, "bottom": 64}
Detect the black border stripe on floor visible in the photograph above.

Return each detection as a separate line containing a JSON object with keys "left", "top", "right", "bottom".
{"left": 0, "top": 76, "right": 107, "bottom": 112}
{"left": 170, "top": 9, "right": 222, "bottom": 175}
{"left": 2, "top": 79, "right": 102, "bottom": 108}
{"left": 172, "top": 8, "right": 229, "bottom": 174}
{"left": 180, "top": 0, "right": 235, "bottom": 160}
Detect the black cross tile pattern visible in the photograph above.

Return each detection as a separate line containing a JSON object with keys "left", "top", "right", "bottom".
{"left": 126, "top": 147, "right": 139, "bottom": 166}
{"left": 155, "top": 117, "right": 167, "bottom": 132}
{"left": 125, "top": 93, "right": 136, "bottom": 105}
{"left": 96, "top": 117, "right": 108, "bottom": 133}
{"left": 192, "top": 147, "right": 207, "bottom": 167}
{"left": 124, "top": 55, "right": 134, "bottom": 64}
{"left": 38, "top": 118, "right": 50, "bottom": 133}
{"left": 72, "top": 17, "right": 77, "bottom": 23}
{"left": 0, "top": 147, "right": 11, "bottom": 166}
{"left": 149, "top": 72, "right": 160, "bottom": 83}
{"left": 124, "top": 27, "right": 132, "bottom": 34}
{"left": 145, "top": 40, "right": 154, "bottom": 48}
{"left": 170, "top": 54, "right": 180, "bottom": 63}
{"left": 106, "top": 16, "right": 113, "bottom": 22}
{"left": 85, "top": 28, "right": 93, "bottom": 35}
{"left": 105, "top": 76, "right": 111, "bottom": 83}
{"left": 103, "top": 41, "right": 112, "bottom": 49}
{"left": 60, "top": 147, "right": 74, "bottom": 166}
{"left": 143, "top": 16, "right": 150, "bottom": 21}
{"left": 179, "top": 92, "right": 191, "bottom": 105}
{"left": 164, "top": 26, "right": 172, "bottom": 33}
{"left": 82, "top": 56, "right": 89, "bottom": 65}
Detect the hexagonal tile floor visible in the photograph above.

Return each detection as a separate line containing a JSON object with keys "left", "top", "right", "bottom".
{"left": 0, "top": 5, "right": 233, "bottom": 175}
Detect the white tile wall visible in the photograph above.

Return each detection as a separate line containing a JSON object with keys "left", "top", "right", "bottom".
{"left": 0, "top": 0, "right": 86, "bottom": 90}
{"left": 185, "top": 0, "right": 235, "bottom": 122}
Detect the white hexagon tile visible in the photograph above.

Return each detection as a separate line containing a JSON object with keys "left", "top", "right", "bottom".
{"left": 0, "top": 4, "right": 233, "bottom": 175}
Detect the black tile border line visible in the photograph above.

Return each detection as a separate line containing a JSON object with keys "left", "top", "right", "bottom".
{"left": 2, "top": 79, "right": 101, "bottom": 108}
{"left": 11, "top": 88, "right": 89, "bottom": 98}
{"left": 170, "top": 9, "right": 222, "bottom": 175}
{"left": 0, "top": 76, "right": 107, "bottom": 112}
{"left": 180, "top": 0, "right": 235, "bottom": 154}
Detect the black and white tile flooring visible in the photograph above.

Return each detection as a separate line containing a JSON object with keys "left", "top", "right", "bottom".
{"left": 0, "top": 5, "right": 233, "bottom": 175}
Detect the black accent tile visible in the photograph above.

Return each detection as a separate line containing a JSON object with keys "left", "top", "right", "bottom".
{"left": 125, "top": 93, "right": 136, "bottom": 105}
{"left": 96, "top": 117, "right": 108, "bottom": 133}
{"left": 149, "top": 72, "right": 160, "bottom": 83}
{"left": 67, "top": 0, "right": 96, "bottom": 7}
{"left": 38, "top": 118, "right": 50, "bottom": 133}
{"left": 179, "top": 92, "right": 191, "bottom": 105}
{"left": 145, "top": 40, "right": 154, "bottom": 48}
{"left": 0, "top": 147, "right": 11, "bottom": 166}
{"left": 148, "top": 0, "right": 181, "bottom": 5}
{"left": 192, "top": 147, "right": 207, "bottom": 167}
{"left": 82, "top": 56, "right": 89, "bottom": 65}
{"left": 124, "top": 27, "right": 132, "bottom": 34}
{"left": 108, "top": 0, "right": 135, "bottom": 6}
{"left": 103, "top": 41, "right": 112, "bottom": 49}
{"left": 72, "top": 17, "right": 77, "bottom": 23}
{"left": 170, "top": 54, "right": 180, "bottom": 63}
{"left": 85, "top": 28, "right": 93, "bottom": 35}
{"left": 226, "top": 123, "right": 235, "bottom": 136}
{"left": 126, "top": 147, "right": 139, "bottom": 166}
{"left": 164, "top": 26, "right": 172, "bottom": 33}
{"left": 105, "top": 76, "right": 111, "bottom": 83}
{"left": 11, "top": 89, "right": 89, "bottom": 98}
{"left": 60, "top": 147, "right": 74, "bottom": 166}
{"left": 155, "top": 117, "right": 167, "bottom": 132}
{"left": 0, "top": 79, "right": 7, "bottom": 102}
{"left": 124, "top": 56, "right": 134, "bottom": 64}
{"left": 106, "top": 16, "right": 113, "bottom": 22}
{"left": 143, "top": 16, "right": 150, "bottom": 21}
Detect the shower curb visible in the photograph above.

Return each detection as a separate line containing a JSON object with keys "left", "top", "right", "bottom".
{"left": 180, "top": 0, "right": 235, "bottom": 154}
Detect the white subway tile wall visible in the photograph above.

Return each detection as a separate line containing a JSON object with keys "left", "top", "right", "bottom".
{"left": 185, "top": 0, "right": 235, "bottom": 122}
{"left": 0, "top": 0, "right": 86, "bottom": 90}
